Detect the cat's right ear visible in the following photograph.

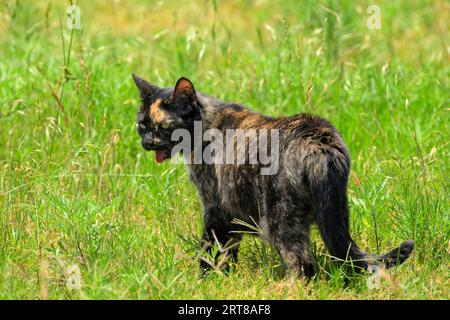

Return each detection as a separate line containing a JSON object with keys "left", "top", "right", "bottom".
{"left": 132, "top": 73, "right": 159, "bottom": 100}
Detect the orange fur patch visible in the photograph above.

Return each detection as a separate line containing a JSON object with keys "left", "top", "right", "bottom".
{"left": 149, "top": 98, "right": 166, "bottom": 123}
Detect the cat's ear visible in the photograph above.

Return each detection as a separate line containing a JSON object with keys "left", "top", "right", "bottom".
{"left": 172, "top": 77, "right": 198, "bottom": 105}
{"left": 132, "top": 73, "right": 159, "bottom": 100}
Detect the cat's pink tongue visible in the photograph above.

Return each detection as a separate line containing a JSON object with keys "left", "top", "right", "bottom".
{"left": 155, "top": 150, "right": 166, "bottom": 163}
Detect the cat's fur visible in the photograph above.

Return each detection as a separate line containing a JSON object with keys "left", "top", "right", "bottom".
{"left": 132, "top": 74, "right": 414, "bottom": 278}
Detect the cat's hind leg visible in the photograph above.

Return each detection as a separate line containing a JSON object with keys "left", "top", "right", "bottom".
{"left": 266, "top": 205, "right": 315, "bottom": 279}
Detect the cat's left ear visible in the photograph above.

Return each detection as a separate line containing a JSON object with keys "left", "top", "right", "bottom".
{"left": 132, "top": 73, "right": 159, "bottom": 100}
{"left": 172, "top": 77, "right": 198, "bottom": 106}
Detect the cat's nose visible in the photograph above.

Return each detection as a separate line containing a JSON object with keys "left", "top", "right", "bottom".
{"left": 142, "top": 133, "right": 153, "bottom": 150}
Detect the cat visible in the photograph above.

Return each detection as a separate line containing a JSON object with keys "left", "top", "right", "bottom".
{"left": 132, "top": 74, "right": 414, "bottom": 279}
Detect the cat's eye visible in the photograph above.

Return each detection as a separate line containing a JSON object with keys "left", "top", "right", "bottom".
{"left": 137, "top": 123, "right": 146, "bottom": 130}
{"left": 160, "top": 122, "right": 170, "bottom": 129}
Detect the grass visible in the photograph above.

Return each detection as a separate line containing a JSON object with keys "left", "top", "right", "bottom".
{"left": 0, "top": 0, "right": 448, "bottom": 299}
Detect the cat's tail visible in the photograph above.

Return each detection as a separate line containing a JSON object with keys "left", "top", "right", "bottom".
{"left": 307, "top": 149, "right": 414, "bottom": 270}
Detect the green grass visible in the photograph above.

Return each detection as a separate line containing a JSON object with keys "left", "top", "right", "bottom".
{"left": 0, "top": 0, "right": 448, "bottom": 299}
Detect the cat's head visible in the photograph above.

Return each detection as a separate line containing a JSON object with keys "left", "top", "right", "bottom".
{"left": 132, "top": 74, "right": 201, "bottom": 163}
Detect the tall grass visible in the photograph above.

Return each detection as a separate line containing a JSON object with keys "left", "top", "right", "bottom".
{"left": 0, "top": 0, "right": 448, "bottom": 299}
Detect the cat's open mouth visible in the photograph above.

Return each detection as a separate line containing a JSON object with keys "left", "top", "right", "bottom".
{"left": 155, "top": 149, "right": 171, "bottom": 163}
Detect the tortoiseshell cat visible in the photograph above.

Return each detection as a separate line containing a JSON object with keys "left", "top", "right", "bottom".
{"left": 132, "top": 74, "right": 414, "bottom": 279}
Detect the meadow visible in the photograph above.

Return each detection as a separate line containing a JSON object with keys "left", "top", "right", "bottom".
{"left": 0, "top": 0, "right": 448, "bottom": 299}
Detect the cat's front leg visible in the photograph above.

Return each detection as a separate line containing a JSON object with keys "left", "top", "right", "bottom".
{"left": 199, "top": 208, "right": 242, "bottom": 275}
